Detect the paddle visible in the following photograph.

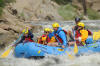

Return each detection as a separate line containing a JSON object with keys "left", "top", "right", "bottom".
{"left": 74, "top": 43, "right": 78, "bottom": 54}
{"left": 0, "top": 32, "right": 24, "bottom": 58}
{"left": 73, "top": 30, "right": 78, "bottom": 54}
{"left": 93, "top": 31, "right": 100, "bottom": 41}
{"left": 0, "top": 46, "right": 13, "bottom": 58}
{"left": 57, "top": 48, "right": 74, "bottom": 59}
{"left": 66, "top": 51, "right": 74, "bottom": 59}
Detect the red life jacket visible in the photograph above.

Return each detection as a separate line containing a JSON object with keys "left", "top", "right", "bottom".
{"left": 75, "top": 30, "right": 83, "bottom": 46}
{"left": 54, "top": 30, "right": 67, "bottom": 44}
{"left": 25, "top": 37, "right": 34, "bottom": 42}
{"left": 38, "top": 34, "right": 51, "bottom": 45}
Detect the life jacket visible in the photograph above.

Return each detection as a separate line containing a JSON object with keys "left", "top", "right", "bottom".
{"left": 54, "top": 29, "right": 67, "bottom": 44}
{"left": 38, "top": 34, "right": 51, "bottom": 45}
{"left": 80, "top": 29, "right": 88, "bottom": 42}
{"left": 25, "top": 36, "right": 34, "bottom": 42}
{"left": 75, "top": 29, "right": 88, "bottom": 46}
{"left": 49, "top": 36, "right": 56, "bottom": 43}
{"left": 75, "top": 30, "right": 82, "bottom": 45}
{"left": 73, "top": 26, "right": 92, "bottom": 35}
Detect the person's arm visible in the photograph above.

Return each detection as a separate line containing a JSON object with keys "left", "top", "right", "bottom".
{"left": 87, "top": 29, "right": 92, "bottom": 35}
{"left": 14, "top": 36, "right": 25, "bottom": 46}
{"left": 59, "top": 31, "right": 68, "bottom": 48}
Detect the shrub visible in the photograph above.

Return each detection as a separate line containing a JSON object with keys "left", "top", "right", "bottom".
{"left": 0, "top": 7, "right": 3, "bottom": 16}
{"left": 52, "top": 0, "right": 72, "bottom": 5}
{"left": 58, "top": 4, "right": 78, "bottom": 20}
{"left": 87, "top": 8, "right": 100, "bottom": 20}
{"left": 0, "top": 0, "right": 5, "bottom": 7}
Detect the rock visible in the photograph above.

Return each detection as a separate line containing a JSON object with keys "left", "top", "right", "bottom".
{"left": 31, "top": 25, "right": 43, "bottom": 33}
{"left": 10, "top": 0, "right": 63, "bottom": 21}
{"left": 0, "top": 24, "right": 10, "bottom": 30}
{"left": 0, "top": 28, "right": 16, "bottom": 48}
{"left": 91, "top": 1, "right": 100, "bottom": 11}
{"left": 45, "top": 14, "right": 54, "bottom": 21}
{"left": 0, "top": 28, "right": 9, "bottom": 34}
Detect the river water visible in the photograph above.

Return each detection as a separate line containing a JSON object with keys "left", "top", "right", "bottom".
{"left": 0, "top": 20, "right": 100, "bottom": 66}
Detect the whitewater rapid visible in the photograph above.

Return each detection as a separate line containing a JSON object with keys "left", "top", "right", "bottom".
{"left": 0, "top": 20, "right": 100, "bottom": 66}
{"left": 0, "top": 53, "right": 100, "bottom": 66}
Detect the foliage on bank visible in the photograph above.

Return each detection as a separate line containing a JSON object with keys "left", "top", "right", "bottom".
{"left": 53, "top": 0, "right": 100, "bottom": 20}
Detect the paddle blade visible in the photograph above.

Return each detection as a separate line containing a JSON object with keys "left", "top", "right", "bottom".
{"left": 66, "top": 51, "right": 74, "bottom": 60}
{"left": 0, "top": 47, "right": 13, "bottom": 58}
{"left": 74, "top": 43, "right": 78, "bottom": 54}
{"left": 93, "top": 32, "right": 100, "bottom": 40}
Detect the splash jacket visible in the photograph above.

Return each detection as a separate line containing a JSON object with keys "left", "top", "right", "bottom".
{"left": 53, "top": 27, "right": 68, "bottom": 47}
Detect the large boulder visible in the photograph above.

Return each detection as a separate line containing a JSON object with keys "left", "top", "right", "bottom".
{"left": 9, "top": 0, "right": 63, "bottom": 21}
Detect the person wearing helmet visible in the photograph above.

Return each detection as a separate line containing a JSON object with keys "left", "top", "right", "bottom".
{"left": 49, "top": 22, "right": 68, "bottom": 48}
{"left": 71, "top": 17, "right": 81, "bottom": 33}
{"left": 47, "top": 28, "right": 57, "bottom": 44}
{"left": 15, "top": 27, "right": 34, "bottom": 46}
{"left": 73, "top": 17, "right": 92, "bottom": 35}
{"left": 69, "top": 22, "right": 89, "bottom": 46}
{"left": 70, "top": 22, "right": 88, "bottom": 46}
{"left": 72, "top": 17, "right": 81, "bottom": 31}
{"left": 37, "top": 28, "right": 51, "bottom": 45}
{"left": 48, "top": 28, "right": 54, "bottom": 39}
{"left": 67, "top": 17, "right": 81, "bottom": 43}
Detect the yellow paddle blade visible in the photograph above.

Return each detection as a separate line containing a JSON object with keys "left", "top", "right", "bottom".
{"left": 57, "top": 48, "right": 74, "bottom": 59}
{"left": 66, "top": 51, "right": 74, "bottom": 60}
{"left": 74, "top": 43, "right": 78, "bottom": 54}
{"left": 0, "top": 47, "right": 13, "bottom": 58}
{"left": 93, "top": 32, "right": 100, "bottom": 40}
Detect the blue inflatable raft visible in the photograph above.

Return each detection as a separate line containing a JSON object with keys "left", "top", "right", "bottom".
{"left": 14, "top": 41, "right": 100, "bottom": 58}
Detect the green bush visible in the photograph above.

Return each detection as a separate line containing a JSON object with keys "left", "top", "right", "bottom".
{"left": 87, "top": 8, "right": 100, "bottom": 20}
{"left": 58, "top": 4, "right": 78, "bottom": 20}
{"left": 0, "top": 7, "right": 3, "bottom": 16}
{"left": 4, "top": 0, "right": 16, "bottom": 3}
{"left": 52, "top": 0, "right": 72, "bottom": 5}
{"left": 0, "top": 0, "right": 5, "bottom": 7}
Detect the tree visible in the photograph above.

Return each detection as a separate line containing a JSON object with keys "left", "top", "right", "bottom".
{"left": 81, "top": 0, "right": 87, "bottom": 15}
